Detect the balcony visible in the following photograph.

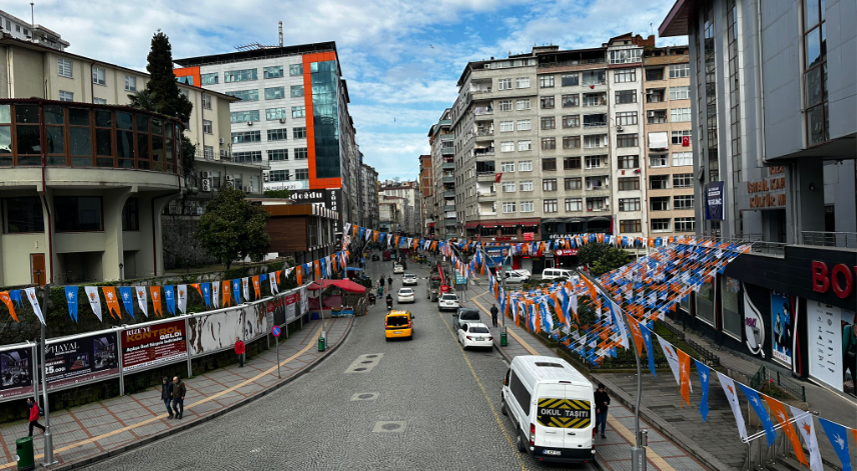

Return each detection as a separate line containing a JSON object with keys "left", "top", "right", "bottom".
{"left": 443, "top": 190, "right": 455, "bottom": 198}
{"left": 443, "top": 205, "right": 455, "bottom": 212}
{"left": 441, "top": 147, "right": 454, "bottom": 156}
{"left": 442, "top": 161, "right": 455, "bottom": 170}
{"left": 582, "top": 94, "right": 607, "bottom": 107}
{"left": 646, "top": 89, "right": 666, "bottom": 103}
{"left": 442, "top": 176, "right": 455, "bottom": 184}
{"left": 477, "top": 128, "right": 494, "bottom": 137}
{"left": 473, "top": 106, "right": 494, "bottom": 116}
{"left": 474, "top": 147, "right": 495, "bottom": 157}
{"left": 801, "top": 231, "right": 857, "bottom": 249}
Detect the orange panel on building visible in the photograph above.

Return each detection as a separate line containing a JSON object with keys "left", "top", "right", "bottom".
{"left": 173, "top": 66, "right": 201, "bottom": 87}
{"left": 302, "top": 52, "right": 341, "bottom": 190}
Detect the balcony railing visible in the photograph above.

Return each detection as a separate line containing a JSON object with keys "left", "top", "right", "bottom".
{"left": 582, "top": 99, "right": 607, "bottom": 107}
{"left": 441, "top": 147, "right": 454, "bottom": 156}
{"left": 801, "top": 231, "right": 857, "bottom": 249}
{"left": 442, "top": 176, "right": 455, "bottom": 184}
{"left": 198, "top": 150, "right": 269, "bottom": 167}
{"left": 477, "top": 129, "right": 494, "bottom": 137}
{"left": 474, "top": 148, "right": 495, "bottom": 157}
{"left": 443, "top": 190, "right": 455, "bottom": 198}
{"left": 474, "top": 107, "right": 494, "bottom": 116}
{"left": 539, "top": 58, "right": 606, "bottom": 69}
{"left": 442, "top": 162, "right": 455, "bottom": 170}
{"left": 443, "top": 205, "right": 455, "bottom": 212}
{"left": 583, "top": 122, "right": 607, "bottom": 128}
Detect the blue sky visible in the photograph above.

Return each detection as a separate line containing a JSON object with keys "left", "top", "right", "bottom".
{"left": 6, "top": 0, "right": 683, "bottom": 181}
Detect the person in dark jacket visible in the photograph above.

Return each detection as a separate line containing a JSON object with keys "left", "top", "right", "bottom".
{"left": 27, "top": 398, "right": 45, "bottom": 436}
{"left": 161, "top": 377, "right": 174, "bottom": 418}
{"left": 172, "top": 376, "right": 186, "bottom": 419}
{"left": 490, "top": 304, "right": 499, "bottom": 327}
{"left": 594, "top": 383, "right": 611, "bottom": 438}
{"left": 387, "top": 276, "right": 393, "bottom": 288}
{"left": 379, "top": 277, "right": 386, "bottom": 288}
{"left": 234, "top": 337, "right": 246, "bottom": 368}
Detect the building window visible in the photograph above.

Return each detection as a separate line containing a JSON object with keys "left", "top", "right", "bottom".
{"left": 520, "top": 201, "right": 534, "bottom": 212}
{"left": 263, "top": 66, "right": 284, "bottom": 79}
{"left": 674, "top": 195, "right": 694, "bottom": 209}
{"left": 500, "top": 141, "right": 515, "bottom": 152}
{"left": 121, "top": 198, "right": 139, "bottom": 231}
{"left": 584, "top": 155, "right": 603, "bottom": 169}
{"left": 517, "top": 119, "right": 531, "bottom": 131}
{"left": 267, "top": 128, "right": 288, "bottom": 141}
{"left": 564, "top": 177, "right": 582, "bottom": 190}
{"left": 672, "top": 152, "right": 693, "bottom": 166}
{"left": 541, "top": 116, "right": 555, "bottom": 130}
{"left": 542, "top": 158, "right": 556, "bottom": 171}
{"left": 614, "top": 68, "right": 636, "bottom": 83}
{"left": 617, "top": 155, "right": 639, "bottom": 169}
{"left": 671, "top": 130, "right": 692, "bottom": 145}
{"left": 516, "top": 99, "right": 530, "bottom": 110}
{"left": 290, "top": 85, "right": 304, "bottom": 97}
{"left": 540, "top": 96, "right": 555, "bottom": 109}
{"left": 803, "top": 0, "right": 828, "bottom": 145}
{"left": 561, "top": 74, "right": 579, "bottom": 87}
{"left": 581, "top": 70, "right": 606, "bottom": 86}
{"left": 619, "top": 198, "right": 640, "bottom": 211}
{"left": 651, "top": 218, "right": 670, "bottom": 232}
{"left": 177, "top": 76, "right": 194, "bottom": 85}
{"left": 268, "top": 149, "right": 289, "bottom": 161}
{"left": 586, "top": 197, "right": 606, "bottom": 211}
{"left": 645, "top": 67, "right": 664, "bottom": 81}
{"left": 203, "top": 145, "right": 214, "bottom": 159}
{"left": 616, "top": 111, "right": 638, "bottom": 126}
{"left": 673, "top": 173, "right": 693, "bottom": 188}
{"left": 669, "top": 86, "right": 690, "bottom": 100}
{"left": 669, "top": 63, "right": 689, "bottom": 78}
{"left": 201, "top": 73, "right": 218, "bottom": 85}
{"left": 565, "top": 198, "right": 582, "bottom": 212}
{"left": 55, "top": 196, "right": 103, "bottom": 232}
{"left": 295, "top": 168, "right": 309, "bottom": 180}
{"left": 59, "top": 91, "right": 74, "bottom": 102}
{"left": 561, "top": 94, "right": 579, "bottom": 108}
{"left": 231, "top": 131, "right": 261, "bottom": 144}
{"left": 620, "top": 219, "right": 641, "bottom": 233}
{"left": 542, "top": 178, "right": 557, "bottom": 191}
{"left": 651, "top": 197, "right": 670, "bottom": 211}
{"left": 122, "top": 75, "right": 137, "bottom": 92}
{"left": 647, "top": 109, "right": 668, "bottom": 124}
{"left": 93, "top": 98, "right": 107, "bottom": 105}
{"left": 585, "top": 176, "right": 606, "bottom": 190}
{"left": 225, "top": 89, "right": 259, "bottom": 102}
{"left": 649, "top": 154, "right": 668, "bottom": 167}
{"left": 675, "top": 217, "right": 695, "bottom": 232}
{"left": 265, "top": 87, "right": 285, "bottom": 100}
{"left": 562, "top": 136, "right": 580, "bottom": 149}
{"left": 516, "top": 77, "right": 530, "bottom": 88}
{"left": 233, "top": 151, "right": 262, "bottom": 163}
{"left": 502, "top": 202, "right": 516, "bottom": 213}
{"left": 295, "top": 148, "right": 308, "bottom": 159}
{"left": 500, "top": 162, "right": 515, "bottom": 172}
{"left": 269, "top": 170, "right": 290, "bottom": 182}
{"left": 502, "top": 182, "right": 516, "bottom": 192}
{"left": 650, "top": 175, "right": 669, "bottom": 189}
{"left": 202, "top": 94, "right": 212, "bottom": 110}
{"left": 92, "top": 67, "right": 106, "bottom": 86}
{"left": 224, "top": 69, "right": 258, "bottom": 82}
{"left": 670, "top": 108, "right": 692, "bottom": 122}
{"left": 519, "top": 181, "right": 533, "bottom": 192}
{"left": 57, "top": 58, "right": 73, "bottom": 78}
{"left": 293, "top": 127, "right": 307, "bottom": 139}
{"left": 539, "top": 76, "right": 555, "bottom": 88}
{"left": 3, "top": 197, "right": 44, "bottom": 233}
{"left": 266, "top": 107, "right": 287, "bottom": 121}
{"left": 202, "top": 119, "right": 213, "bottom": 134}
{"left": 499, "top": 100, "right": 513, "bottom": 111}
{"left": 498, "top": 78, "right": 512, "bottom": 90}
{"left": 617, "top": 177, "right": 640, "bottom": 191}
{"left": 518, "top": 161, "right": 532, "bottom": 171}
{"left": 499, "top": 121, "right": 514, "bottom": 132}
{"left": 289, "top": 64, "right": 303, "bottom": 76}
{"left": 543, "top": 199, "right": 558, "bottom": 213}
{"left": 230, "top": 110, "right": 260, "bottom": 123}
{"left": 562, "top": 115, "right": 580, "bottom": 128}
{"left": 541, "top": 138, "right": 556, "bottom": 150}
{"left": 615, "top": 90, "right": 637, "bottom": 104}
{"left": 583, "top": 135, "right": 606, "bottom": 149}
{"left": 616, "top": 133, "right": 638, "bottom": 148}
{"left": 518, "top": 140, "right": 532, "bottom": 151}
{"left": 291, "top": 106, "right": 305, "bottom": 118}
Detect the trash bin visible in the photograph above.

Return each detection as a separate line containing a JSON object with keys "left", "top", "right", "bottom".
{"left": 500, "top": 330, "right": 508, "bottom": 347}
{"left": 318, "top": 335, "right": 326, "bottom": 352}
{"left": 16, "top": 436, "right": 35, "bottom": 471}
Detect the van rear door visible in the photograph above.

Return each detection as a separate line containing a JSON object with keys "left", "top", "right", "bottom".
{"left": 534, "top": 383, "right": 568, "bottom": 452}
{"left": 561, "top": 385, "right": 594, "bottom": 450}
{"left": 536, "top": 384, "right": 593, "bottom": 448}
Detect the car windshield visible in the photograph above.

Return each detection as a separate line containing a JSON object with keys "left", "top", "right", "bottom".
{"left": 387, "top": 316, "right": 408, "bottom": 326}
{"left": 469, "top": 326, "right": 490, "bottom": 333}
{"left": 459, "top": 310, "right": 480, "bottom": 320}
{"left": 442, "top": 295, "right": 458, "bottom": 301}
{"left": 399, "top": 289, "right": 413, "bottom": 294}
{"left": 404, "top": 274, "right": 415, "bottom": 278}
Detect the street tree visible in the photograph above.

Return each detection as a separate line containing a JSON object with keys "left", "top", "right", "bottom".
{"left": 263, "top": 189, "right": 292, "bottom": 199}
{"left": 196, "top": 186, "right": 271, "bottom": 269}
{"left": 590, "top": 246, "right": 631, "bottom": 276}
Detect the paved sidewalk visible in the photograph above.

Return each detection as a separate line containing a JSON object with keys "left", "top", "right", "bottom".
{"left": 463, "top": 280, "right": 708, "bottom": 471}
{"left": 0, "top": 317, "right": 352, "bottom": 470}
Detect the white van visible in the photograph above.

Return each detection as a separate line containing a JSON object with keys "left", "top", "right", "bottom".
{"left": 540, "top": 268, "right": 576, "bottom": 281}
{"left": 501, "top": 355, "right": 595, "bottom": 464}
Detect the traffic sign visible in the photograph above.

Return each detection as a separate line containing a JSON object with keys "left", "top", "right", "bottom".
{"left": 272, "top": 326, "right": 281, "bottom": 337}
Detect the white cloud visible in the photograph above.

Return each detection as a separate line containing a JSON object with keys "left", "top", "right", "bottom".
{"left": 356, "top": 132, "right": 430, "bottom": 180}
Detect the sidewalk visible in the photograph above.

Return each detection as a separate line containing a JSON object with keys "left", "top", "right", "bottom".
{"left": 0, "top": 317, "right": 352, "bottom": 470}
{"left": 464, "top": 280, "right": 709, "bottom": 471}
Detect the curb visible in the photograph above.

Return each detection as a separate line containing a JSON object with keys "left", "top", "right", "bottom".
{"left": 593, "top": 374, "right": 721, "bottom": 471}
{"left": 48, "top": 317, "right": 354, "bottom": 471}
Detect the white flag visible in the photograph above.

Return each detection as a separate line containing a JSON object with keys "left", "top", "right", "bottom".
{"left": 716, "top": 372, "right": 748, "bottom": 441}
{"left": 269, "top": 273, "right": 279, "bottom": 294}
{"left": 135, "top": 286, "right": 148, "bottom": 317}
{"left": 177, "top": 285, "right": 187, "bottom": 314}
{"left": 25, "top": 287, "right": 45, "bottom": 325}
{"left": 242, "top": 277, "right": 250, "bottom": 301}
{"left": 84, "top": 286, "right": 103, "bottom": 321}
{"left": 789, "top": 405, "right": 822, "bottom": 471}
{"left": 657, "top": 335, "right": 681, "bottom": 386}
{"left": 211, "top": 282, "right": 220, "bottom": 308}
{"left": 609, "top": 301, "right": 629, "bottom": 349}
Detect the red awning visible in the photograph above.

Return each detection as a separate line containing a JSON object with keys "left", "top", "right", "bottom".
{"left": 307, "top": 279, "right": 366, "bottom": 293}
{"left": 496, "top": 220, "right": 539, "bottom": 227}
{"left": 465, "top": 222, "right": 480, "bottom": 228}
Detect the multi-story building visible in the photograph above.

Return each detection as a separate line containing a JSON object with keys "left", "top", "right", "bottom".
{"left": 428, "top": 110, "right": 455, "bottom": 239}
{"left": 174, "top": 41, "right": 360, "bottom": 226}
{"left": 0, "top": 37, "right": 250, "bottom": 285}
{"left": 358, "top": 160, "right": 379, "bottom": 230}
{"left": 660, "top": 0, "right": 856, "bottom": 396}
{"left": 642, "top": 46, "right": 696, "bottom": 238}
{"left": 378, "top": 200, "right": 402, "bottom": 233}
{"left": 419, "top": 154, "right": 434, "bottom": 236}
{"left": 378, "top": 180, "right": 421, "bottom": 236}
{"left": 0, "top": 9, "right": 69, "bottom": 51}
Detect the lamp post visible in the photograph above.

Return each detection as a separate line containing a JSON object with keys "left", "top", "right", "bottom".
{"left": 119, "top": 263, "right": 124, "bottom": 282}
{"left": 38, "top": 283, "right": 57, "bottom": 466}
{"left": 34, "top": 269, "right": 41, "bottom": 286}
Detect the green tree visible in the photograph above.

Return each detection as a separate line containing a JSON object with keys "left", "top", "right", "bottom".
{"left": 577, "top": 242, "right": 609, "bottom": 267}
{"left": 263, "top": 189, "right": 292, "bottom": 199}
{"left": 590, "top": 246, "right": 631, "bottom": 276}
{"left": 196, "top": 186, "right": 271, "bottom": 269}
{"left": 126, "top": 89, "right": 157, "bottom": 111}
{"left": 144, "top": 31, "right": 192, "bottom": 123}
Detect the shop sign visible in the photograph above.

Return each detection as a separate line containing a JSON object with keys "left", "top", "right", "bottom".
{"left": 746, "top": 166, "right": 786, "bottom": 209}
{"left": 523, "top": 232, "right": 534, "bottom": 241}
{"left": 811, "top": 261, "right": 857, "bottom": 300}
{"left": 554, "top": 249, "right": 579, "bottom": 257}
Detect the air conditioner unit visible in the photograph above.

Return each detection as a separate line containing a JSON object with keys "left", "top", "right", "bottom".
{"left": 263, "top": 173, "right": 269, "bottom": 182}
{"left": 224, "top": 180, "right": 235, "bottom": 189}
{"left": 200, "top": 171, "right": 210, "bottom": 179}
{"left": 196, "top": 207, "right": 204, "bottom": 216}
{"left": 201, "top": 178, "right": 212, "bottom": 192}
{"left": 219, "top": 137, "right": 225, "bottom": 144}
{"left": 279, "top": 118, "right": 286, "bottom": 124}
{"left": 225, "top": 175, "right": 234, "bottom": 182}
{"left": 247, "top": 121, "right": 253, "bottom": 126}
{"left": 616, "top": 125, "right": 624, "bottom": 132}
{"left": 243, "top": 185, "right": 252, "bottom": 192}
{"left": 605, "top": 200, "right": 610, "bottom": 207}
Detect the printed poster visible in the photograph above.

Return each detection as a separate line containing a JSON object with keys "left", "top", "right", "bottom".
{"left": 122, "top": 319, "right": 188, "bottom": 372}
{"left": 187, "top": 308, "right": 244, "bottom": 356}
{"left": 0, "top": 347, "right": 34, "bottom": 399}
{"left": 807, "top": 302, "right": 843, "bottom": 391}
{"left": 770, "top": 292, "right": 793, "bottom": 366}
{"left": 43, "top": 334, "right": 119, "bottom": 389}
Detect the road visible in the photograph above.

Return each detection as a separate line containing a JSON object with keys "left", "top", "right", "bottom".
{"left": 84, "top": 256, "right": 596, "bottom": 470}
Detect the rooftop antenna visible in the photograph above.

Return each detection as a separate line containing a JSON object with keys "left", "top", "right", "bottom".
{"left": 278, "top": 21, "right": 283, "bottom": 47}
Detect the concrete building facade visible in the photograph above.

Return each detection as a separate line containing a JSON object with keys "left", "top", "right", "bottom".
{"left": 358, "top": 160, "right": 379, "bottom": 230}
{"left": 0, "top": 8, "right": 68, "bottom": 51}
{"left": 378, "top": 180, "right": 421, "bottom": 236}
{"left": 427, "top": 110, "right": 455, "bottom": 239}
{"left": 419, "top": 154, "right": 434, "bottom": 236}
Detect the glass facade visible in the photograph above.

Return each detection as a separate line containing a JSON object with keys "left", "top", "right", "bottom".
{"left": 310, "top": 60, "right": 341, "bottom": 179}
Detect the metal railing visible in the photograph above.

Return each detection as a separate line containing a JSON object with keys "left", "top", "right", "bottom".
{"left": 801, "top": 231, "right": 857, "bottom": 249}
{"left": 749, "top": 365, "right": 806, "bottom": 402}
{"left": 657, "top": 320, "right": 721, "bottom": 367}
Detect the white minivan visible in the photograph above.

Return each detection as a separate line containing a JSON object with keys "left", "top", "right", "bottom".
{"left": 501, "top": 355, "right": 595, "bottom": 464}
{"left": 540, "top": 268, "right": 577, "bottom": 281}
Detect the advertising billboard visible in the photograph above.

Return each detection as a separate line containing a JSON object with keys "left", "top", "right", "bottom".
{"left": 188, "top": 309, "right": 244, "bottom": 356}
{"left": 0, "top": 347, "right": 34, "bottom": 399}
{"left": 122, "top": 319, "right": 188, "bottom": 372}
{"left": 44, "top": 334, "right": 119, "bottom": 389}
{"left": 485, "top": 246, "right": 512, "bottom": 267}
{"left": 770, "top": 292, "right": 793, "bottom": 366}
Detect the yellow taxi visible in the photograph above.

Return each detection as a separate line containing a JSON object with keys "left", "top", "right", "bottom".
{"left": 384, "top": 310, "right": 414, "bottom": 341}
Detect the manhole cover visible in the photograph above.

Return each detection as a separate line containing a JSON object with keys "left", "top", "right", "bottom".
{"left": 354, "top": 367, "right": 367, "bottom": 371}
{"left": 359, "top": 394, "right": 374, "bottom": 399}
{"left": 382, "top": 423, "right": 401, "bottom": 431}
{"left": 361, "top": 360, "right": 373, "bottom": 364}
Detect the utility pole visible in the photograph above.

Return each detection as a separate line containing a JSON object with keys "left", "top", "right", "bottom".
{"left": 39, "top": 284, "right": 57, "bottom": 466}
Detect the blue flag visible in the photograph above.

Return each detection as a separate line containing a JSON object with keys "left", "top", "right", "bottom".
{"left": 10, "top": 290, "right": 23, "bottom": 308}
{"left": 232, "top": 279, "right": 241, "bottom": 305}
{"left": 119, "top": 287, "right": 135, "bottom": 319}
{"left": 260, "top": 274, "right": 267, "bottom": 282}
{"left": 738, "top": 384, "right": 777, "bottom": 447}
{"left": 818, "top": 418, "right": 852, "bottom": 471}
{"left": 164, "top": 286, "right": 175, "bottom": 315}
{"left": 640, "top": 325, "right": 656, "bottom": 377}
{"left": 201, "top": 283, "right": 211, "bottom": 307}
{"left": 64, "top": 286, "right": 78, "bottom": 321}
{"left": 694, "top": 360, "right": 710, "bottom": 422}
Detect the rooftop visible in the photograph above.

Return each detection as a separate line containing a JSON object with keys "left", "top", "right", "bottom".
{"left": 174, "top": 41, "right": 338, "bottom": 67}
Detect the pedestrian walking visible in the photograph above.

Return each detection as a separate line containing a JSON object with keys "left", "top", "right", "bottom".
{"left": 161, "top": 376, "right": 174, "bottom": 418}
{"left": 490, "top": 304, "right": 499, "bottom": 327}
{"left": 594, "top": 383, "right": 610, "bottom": 439}
{"left": 26, "top": 398, "right": 45, "bottom": 436}
{"left": 171, "top": 376, "right": 186, "bottom": 419}
{"left": 368, "top": 293, "right": 376, "bottom": 306}
{"left": 234, "top": 337, "right": 245, "bottom": 368}
{"left": 379, "top": 277, "right": 386, "bottom": 288}
{"left": 387, "top": 276, "right": 393, "bottom": 288}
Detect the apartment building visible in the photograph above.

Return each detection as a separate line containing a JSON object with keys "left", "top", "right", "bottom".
{"left": 379, "top": 180, "right": 421, "bottom": 236}
{"left": 427, "top": 110, "right": 455, "bottom": 239}
{"left": 358, "top": 160, "right": 379, "bottom": 230}
{"left": 419, "top": 154, "right": 434, "bottom": 236}
{"left": 174, "top": 41, "right": 360, "bottom": 225}
{"left": 643, "top": 46, "right": 696, "bottom": 237}
{"left": 0, "top": 8, "right": 69, "bottom": 51}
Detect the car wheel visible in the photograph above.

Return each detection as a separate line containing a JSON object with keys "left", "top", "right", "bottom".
{"left": 407, "top": 335, "right": 413, "bottom": 341}
{"left": 501, "top": 401, "right": 508, "bottom": 416}
{"left": 385, "top": 337, "right": 390, "bottom": 342}
{"left": 516, "top": 432, "right": 526, "bottom": 452}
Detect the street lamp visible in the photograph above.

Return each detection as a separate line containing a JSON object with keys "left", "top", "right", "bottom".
{"left": 34, "top": 269, "right": 41, "bottom": 286}
{"left": 119, "top": 263, "right": 124, "bottom": 281}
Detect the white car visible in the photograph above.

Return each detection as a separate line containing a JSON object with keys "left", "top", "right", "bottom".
{"left": 397, "top": 287, "right": 415, "bottom": 303}
{"left": 503, "top": 269, "right": 531, "bottom": 283}
{"left": 458, "top": 322, "right": 494, "bottom": 350}
{"left": 393, "top": 264, "right": 404, "bottom": 274}
{"left": 438, "top": 293, "right": 460, "bottom": 312}
{"left": 402, "top": 273, "right": 418, "bottom": 286}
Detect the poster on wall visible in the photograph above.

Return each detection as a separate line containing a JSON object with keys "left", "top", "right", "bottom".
{"left": 770, "top": 292, "right": 793, "bottom": 366}
{"left": 0, "top": 347, "right": 34, "bottom": 400}
{"left": 807, "top": 302, "right": 845, "bottom": 391}
{"left": 246, "top": 303, "right": 267, "bottom": 341}
{"left": 844, "top": 310, "right": 857, "bottom": 397}
{"left": 285, "top": 292, "right": 299, "bottom": 323}
{"left": 742, "top": 284, "right": 765, "bottom": 356}
{"left": 704, "top": 181, "right": 725, "bottom": 220}
{"left": 187, "top": 309, "right": 243, "bottom": 356}
{"left": 43, "top": 334, "right": 119, "bottom": 389}
{"left": 299, "top": 286, "right": 309, "bottom": 318}
{"left": 122, "top": 319, "right": 188, "bottom": 372}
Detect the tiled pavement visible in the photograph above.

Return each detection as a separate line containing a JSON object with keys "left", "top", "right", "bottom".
{"left": 0, "top": 316, "right": 352, "bottom": 470}
{"left": 465, "top": 280, "right": 710, "bottom": 471}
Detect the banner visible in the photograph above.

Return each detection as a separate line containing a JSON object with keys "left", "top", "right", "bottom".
{"left": 211, "top": 282, "right": 220, "bottom": 309}
{"left": 246, "top": 303, "right": 267, "bottom": 341}
{"left": 84, "top": 287, "right": 102, "bottom": 322}
{"left": 43, "top": 334, "right": 119, "bottom": 390}
{"left": 103, "top": 287, "right": 122, "bottom": 319}
{"left": 187, "top": 308, "right": 244, "bottom": 356}
{"left": 135, "top": 286, "right": 148, "bottom": 317}
{"left": 177, "top": 285, "right": 187, "bottom": 314}
{"left": 121, "top": 319, "right": 188, "bottom": 372}
{"left": 242, "top": 278, "right": 250, "bottom": 301}
{"left": 807, "top": 301, "right": 844, "bottom": 391}
{"left": 704, "top": 181, "right": 724, "bottom": 220}
{"left": 64, "top": 287, "right": 78, "bottom": 321}
{"left": 770, "top": 291, "right": 792, "bottom": 366}
{"left": 0, "top": 347, "right": 34, "bottom": 399}
{"left": 119, "top": 287, "right": 135, "bottom": 318}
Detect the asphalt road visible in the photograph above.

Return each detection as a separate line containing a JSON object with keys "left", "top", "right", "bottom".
{"left": 84, "top": 255, "right": 596, "bottom": 470}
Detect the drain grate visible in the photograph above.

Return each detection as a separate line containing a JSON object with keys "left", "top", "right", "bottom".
{"left": 350, "top": 392, "right": 379, "bottom": 401}
{"left": 345, "top": 353, "right": 383, "bottom": 374}
{"left": 372, "top": 421, "right": 407, "bottom": 433}
{"left": 354, "top": 367, "right": 367, "bottom": 371}
{"left": 361, "top": 361, "right": 373, "bottom": 364}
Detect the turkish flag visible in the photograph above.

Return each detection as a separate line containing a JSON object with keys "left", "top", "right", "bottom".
{"left": 682, "top": 136, "right": 690, "bottom": 147}
{"left": 495, "top": 172, "right": 502, "bottom": 183}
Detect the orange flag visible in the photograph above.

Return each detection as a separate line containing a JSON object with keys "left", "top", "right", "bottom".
{"left": 102, "top": 287, "right": 121, "bottom": 319}
{"left": 763, "top": 396, "right": 808, "bottom": 466}
{"left": 626, "top": 314, "right": 645, "bottom": 358}
{"left": 296, "top": 268, "right": 302, "bottom": 286}
{"left": 0, "top": 291, "right": 18, "bottom": 322}
{"left": 222, "top": 281, "right": 231, "bottom": 307}
{"left": 252, "top": 276, "right": 261, "bottom": 299}
{"left": 190, "top": 283, "right": 203, "bottom": 299}
{"left": 677, "top": 348, "right": 691, "bottom": 407}
{"left": 313, "top": 261, "right": 321, "bottom": 280}
{"left": 149, "top": 286, "right": 163, "bottom": 317}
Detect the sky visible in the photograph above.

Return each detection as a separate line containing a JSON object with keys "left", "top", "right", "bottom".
{"left": 6, "top": 0, "right": 684, "bottom": 181}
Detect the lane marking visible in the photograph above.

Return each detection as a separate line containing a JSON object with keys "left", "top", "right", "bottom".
{"left": 2, "top": 323, "right": 326, "bottom": 469}
{"left": 435, "top": 307, "right": 527, "bottom": 471}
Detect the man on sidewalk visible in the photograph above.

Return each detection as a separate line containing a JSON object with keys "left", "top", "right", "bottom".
{"left": 594, "top": 383, "right": 610, "bottom": 439}
{"left": 161, "top": 377, "right": 174, "bottom": 418}
{"left": 490, "top": 304, "right": 499, "bottom": 327}
{"left": 171, "top": 376, "right": 186, "bottom": 419}
{"left": 234, "top": 337, "right": 246, "bottom": 368}
{"left": 26, "top": 398, "right": 45, "bottom": 436}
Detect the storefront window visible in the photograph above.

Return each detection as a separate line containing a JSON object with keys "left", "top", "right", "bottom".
{"left": 721, "top": 276, "right": 742, "bottom": 339}
{"left": 696, "top": 278, "right": 715, "bottom": 326}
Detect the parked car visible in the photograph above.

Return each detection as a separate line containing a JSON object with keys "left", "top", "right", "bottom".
{"left": 397, "top": 287, "right": 416, "bottom": 303}
{"left": 540, "top": 268, "right": 577, "bottom": 282}
{"left": 372, "top": 254, "right": 380, "bottom": 261}
{"left": 438, "top": 293, "right": 460, "bottom": 312}
{"left": 393, "top": 264, "right": 404, "bottom": 274}
{"left": 384, "top": 310, "right": 414, "bottom": 341}
{"left": 458, "top": 322, "right": 493, "bottom": 350}
{"left": 402, "top": 273, "right": 418, "bottom": 286}
{"left": 453, "top": 307, "right": 482, "bottom": 331}
{"left": 383, "top": 250, "right": 392, "bottom": 261}
{"left": 503, "top": 269, "right": 531, "bottom": 283}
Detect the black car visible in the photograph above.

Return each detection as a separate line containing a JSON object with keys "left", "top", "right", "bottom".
{"left": 372, "top": 254, "right": 380, "bottom": 261}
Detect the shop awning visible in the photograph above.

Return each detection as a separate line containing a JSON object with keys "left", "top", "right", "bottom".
{"left": 465, "top": 222, "right": 480, "bottom": 228}
{"left": 307, "top": 279, "right": 366, "bottom": 293}
{"left": 588, "top": 216, "right": 611, "bottom": 222}
{"left": 542, "top": 218, "right": 563, "bottom": 224}
{"left": 648, "top": 131, "right": 669, "bottom": 151}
